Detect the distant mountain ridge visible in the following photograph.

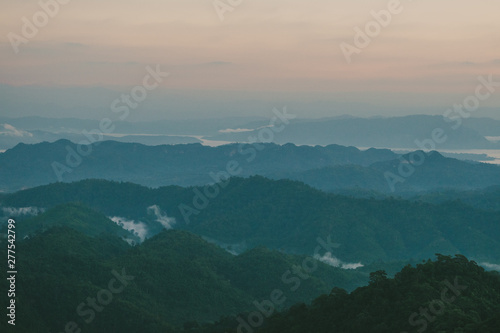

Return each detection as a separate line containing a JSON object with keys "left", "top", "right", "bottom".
{"left": 0, "top": 139, "right": 397, "bottom": 192}
{"left": 281, "top": 151, "right": 500, "bottom": 193}
{"left": 1, "top": 139, "right": 500, "bottom": 193}
{"left": 210, "top": 115, "right": 500, "bottom": 149}
{"left": 2, "top": 115, "right": 500, "bottom": 150}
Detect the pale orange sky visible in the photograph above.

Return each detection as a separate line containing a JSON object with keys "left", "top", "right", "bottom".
{"left": 1, "top": 0, "right": 499, "bottom": 119}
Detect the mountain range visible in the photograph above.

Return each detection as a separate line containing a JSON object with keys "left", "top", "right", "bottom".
{"left": 2, "top": 177, "right": 500, "bottom": 265}
{"left": 1, "top": 139, "right": 500, "bottom": 194}
{"left": 1, "top": 120, "right": 500, "bottom": 332}
{"left": 2, "top": 115, "right": 500, "bottom": 150}
{"left": 209, "top": 115, "right": 500, "bottom": 149}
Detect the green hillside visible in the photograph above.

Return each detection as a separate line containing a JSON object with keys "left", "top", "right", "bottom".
{"left": 2, "top": 177, "right": 500, "bottom": 264}
{"left": 0, "top": 203, "right": 372, "bottom": 332}
{"left": 6, "top": 202, "right": 138, "bottom": 241}
{"left": 191, "top": 255, "right": 500, "bottom": 333}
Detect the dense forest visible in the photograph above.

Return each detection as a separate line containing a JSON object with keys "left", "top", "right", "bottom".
{"left": 1, "top": 178, "right": 499, "bottom": 332}
{"left": 0, "top": 204, "right": 374, "bottom": 332}
{"left": 2, "top": 219, "right": 499, "bottom": 333}
{"left": 2, "top": 177, "right": 500, "bottom": 264}
{"left": 189, "top": 255, "right": 500, "bottom": 333}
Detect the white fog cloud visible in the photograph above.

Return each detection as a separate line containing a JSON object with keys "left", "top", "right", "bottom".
{"left": 110, "top": 216, "right": 149, "bottom": 242}
{"left": 314, "top": 252, "right": 364, "bottom": 270}
{"left": 147, "top": 205, "right": 176, "bottom": 230}
{"left": 219, "top": 128, "right": 255, "bottom": 133}
{"left": 480, "top": 262, "right": 500, "bottom": 271}
{"left": 0, "top": 124, "right": 33, "bottom": 137}
{"left": 2, "top": 206, "right": 44, "bottom": 216}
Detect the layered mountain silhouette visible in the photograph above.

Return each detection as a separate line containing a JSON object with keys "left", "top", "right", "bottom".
{"left": 2, "top": 177, "right": 500, "bottom": 264}
{"left": 1, "top": 140, "right": 500, "bottom": 193}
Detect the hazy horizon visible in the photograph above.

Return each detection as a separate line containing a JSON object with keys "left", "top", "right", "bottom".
{"left": 2, "top": 0, "right": 499, "bottom": 120}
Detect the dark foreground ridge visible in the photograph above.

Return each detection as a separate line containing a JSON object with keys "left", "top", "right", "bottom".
{"left": 190, "top": 255, "right": 500, "bottom": 333}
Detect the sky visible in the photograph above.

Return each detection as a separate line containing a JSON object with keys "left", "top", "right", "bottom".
{"left": 1, "top": 0, "right": 499, "bottom": 120}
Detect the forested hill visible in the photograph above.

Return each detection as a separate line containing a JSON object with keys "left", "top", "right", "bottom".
{"left": 191, "top": 255, "right": 500, "bottom": 333}
{"left": 0, "top": 221, "right": 369, "bottom": 332}
{"left": 2, "top": 177, "right": 500, "bottom": 265}
{"left": 1, "top": 204, "right": 499, "bottom": 332}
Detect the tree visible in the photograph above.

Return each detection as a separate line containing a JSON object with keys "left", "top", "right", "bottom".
{"left": 369, "top": 270, "right": 387, "bottom": 285}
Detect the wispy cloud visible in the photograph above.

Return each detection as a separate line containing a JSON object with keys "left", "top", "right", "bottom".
{"left": 0, "top": 124, "right": 32, "bottom": 137}
{"left": 110, "top": 216, "right": 149, "bottom": 242}
{"left": 2, "top": 206, "right": 44, "bottom": 216}
{"left": 219, "top": 128, "right": 254, "bottom": 133}
{"left": 314, "top": 252, "right": 363, "bottom": 270}
{"left": 147, "top": 205, "right": 176, "bottom": 230}
{"left": 480, "top": 262, "right": 500, "bottom": 271}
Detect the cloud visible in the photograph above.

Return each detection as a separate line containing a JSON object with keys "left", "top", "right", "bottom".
{"left": 314, "top": 252, "right": 364, "bottom": 270}
{"left": 0, "top": 124, "right": 33, "bottom": 137}
{"left": 219, "top": 128, "right": 255, "bottom": 133}
{"left": 147, "top": 205, "right": 176, "bottom": 229}
{"left": 480, "top": 262, "right": 500, "bottom": 271}
{"left": 2, "top": 206, "right": 44, "bottom": 216}
{"left": 110, "top": 216, "right": 149, "bottom": 242}
{"left": 341, "top": 262, "right": 364, "bottom": 270}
